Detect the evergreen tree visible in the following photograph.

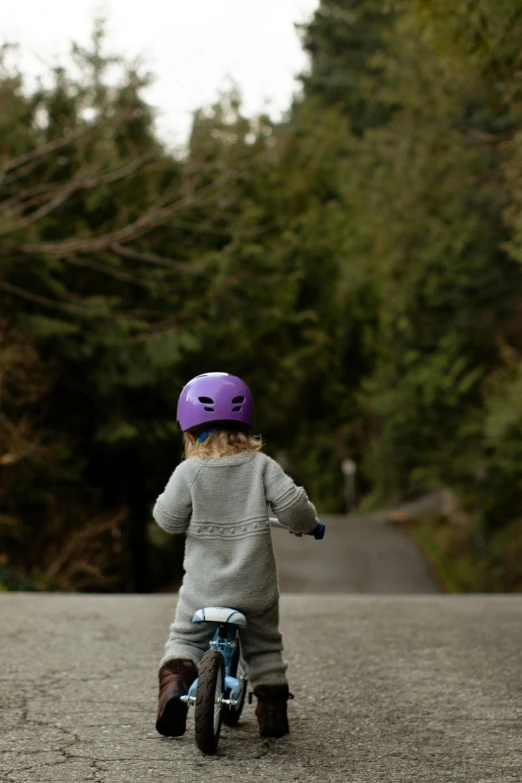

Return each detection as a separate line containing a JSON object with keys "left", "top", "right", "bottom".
{"left": 299, "top": 0, "right": 394, "bottom": 133}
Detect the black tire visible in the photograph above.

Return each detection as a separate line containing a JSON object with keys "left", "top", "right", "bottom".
{"left": 194, "top": 650, "right": 225, "bottom": 755}
{"left": 222, "top": 643, "right": 247, "bottom": 727}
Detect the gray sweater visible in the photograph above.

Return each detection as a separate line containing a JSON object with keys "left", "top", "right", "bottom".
{"left": 153, "top": 452, "right": 318, "bottom": 614}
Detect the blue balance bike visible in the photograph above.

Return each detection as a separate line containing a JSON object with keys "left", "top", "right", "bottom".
{"left": 180, "top": 519, "right": 325, "bottom": 755}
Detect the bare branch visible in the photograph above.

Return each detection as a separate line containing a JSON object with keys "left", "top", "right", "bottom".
{"left": 464, "top": 128, "right": 513, "bottom": 143}
{"left": 63, "top": 254, "right": 156, "bottom": 286}
{"left": 471, "top": 0, "right": 522, "bottom": 36}
{"left": 0, "top": 281, "right": 166, "bottom": 319}
{"left": 17, "top": 206, "right": 174, "bottom": 255}
{"left": 43, "top": 506, "right": 128, "bottom": 583}
{"left": 0, "top": 176, "right": 85, "bottom": 237}
{"left": 0, "top": 413, "right": 46, "bottom": 466}
{"left": 0, "top": 126, "right": 89, "bottom": 179}
{"left": 0, "top": 156, "right": 156, "bottom": 227}
{"left": 1, "top": 156, "right": 52, "bottom": 188}
{"left": 111, "top": 243, "right": 193, "bottom": 271}
{"left": 13, "top": 168, "right": 236, "bottom": 257}
{"left": 0, "top": 281, "right": 112, "bottom": 317}
{"left": 78, "top": 154, "right": 156, "bottom": 188}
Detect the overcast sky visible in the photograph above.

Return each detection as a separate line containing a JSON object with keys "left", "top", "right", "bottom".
{"left": 3, "top": 0, "right": 319, "bottom": 145}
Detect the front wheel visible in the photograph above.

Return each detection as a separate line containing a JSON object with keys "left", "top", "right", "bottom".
{"left": 194, "top": 650, "right": 225, "bottom": 755}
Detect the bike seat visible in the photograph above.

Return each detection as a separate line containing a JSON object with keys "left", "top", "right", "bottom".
{"left": 192, "top": 607, "right": 247, "bottom": 628}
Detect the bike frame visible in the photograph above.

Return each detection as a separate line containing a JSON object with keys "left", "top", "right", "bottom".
{"left": 182, "top": 622, "right": 243, "bottom": 708}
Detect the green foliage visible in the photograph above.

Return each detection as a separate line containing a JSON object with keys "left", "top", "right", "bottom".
{"left": 295, "top": 0, "right": 522, "bottom": 588}
{"left": 407, "top": 513, "right": 485, "bottom": 593}
{"left": 2, "top": 4, "right": 522, "bottom": 591}
{"left": 298, "top": 0, "right": 395, "bottom": 134}
{"left": 407, "top": 508, "right": 522, "bottom": 593}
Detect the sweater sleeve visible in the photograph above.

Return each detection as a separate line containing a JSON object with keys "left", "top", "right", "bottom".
{"left": 263, "top": 456, "right": 318, "bottom": 534}
{"left": 153, "top": 461, "right": 194, "bottom": 534}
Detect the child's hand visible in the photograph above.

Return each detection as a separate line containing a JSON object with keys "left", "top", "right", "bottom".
{"left": 293, "top": 522, "right": 325, "bottom": 540}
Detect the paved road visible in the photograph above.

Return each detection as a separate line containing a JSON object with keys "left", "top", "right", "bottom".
{"left": 1, "top": 594, "right": 521, "bottom": 782}
{"left": 272, "top": 513, "right": 440, "bottom": 593}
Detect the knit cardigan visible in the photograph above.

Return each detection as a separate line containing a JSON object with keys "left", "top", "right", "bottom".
{"left": 153, "top": 451, "right": 318, "bottom": 614}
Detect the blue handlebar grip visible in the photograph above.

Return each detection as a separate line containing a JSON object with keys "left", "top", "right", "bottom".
{"left": 308, "top": 522, "right": 325, "bottom": 540}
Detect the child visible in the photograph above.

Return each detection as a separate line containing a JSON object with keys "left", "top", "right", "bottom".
{"left": 153, "top": 372, "right": 319, "bottom": 739}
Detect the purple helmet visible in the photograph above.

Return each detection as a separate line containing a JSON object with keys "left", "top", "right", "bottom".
{"left": 177, "top": 373, "right": 254, "bottom": 432}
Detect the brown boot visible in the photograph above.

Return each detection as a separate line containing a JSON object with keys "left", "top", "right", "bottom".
{"left": 254, "top": 685, "right": 292, "bottom": 738}
{"left": 156, "top": 658, "right": 197, "bottom": 737}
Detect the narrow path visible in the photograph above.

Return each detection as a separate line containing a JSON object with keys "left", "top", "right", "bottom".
{"left": 272, "top": 513, "right": 439, "bottom": 593}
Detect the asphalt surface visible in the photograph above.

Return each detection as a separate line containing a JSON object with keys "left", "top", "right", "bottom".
{"left": 1, "top": 509, "right": 519, "bottom": 781}
{"left": 272, "top": 513, "right": 439, "bottom": 593}
{"left": 1, "top": 593, "right": 521, "bottom": 783}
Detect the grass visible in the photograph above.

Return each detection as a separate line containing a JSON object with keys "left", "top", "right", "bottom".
{"left": 398, "top": 508, "right": 522, "bottom": 593}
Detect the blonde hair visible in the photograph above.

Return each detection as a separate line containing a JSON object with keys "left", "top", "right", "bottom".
{"left": 184, "top": 429, "right": 263, "bottom": 460}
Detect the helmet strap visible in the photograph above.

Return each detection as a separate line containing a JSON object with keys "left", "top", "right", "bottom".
{"left": 194, "top": 428, "right": 217, "bottom": 446}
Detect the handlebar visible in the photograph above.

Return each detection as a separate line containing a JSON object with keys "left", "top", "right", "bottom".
{"left": 269, "top": 518, "right": 325, "bottom": 540}
{"left": 310, "top": 522, "right": 326, "bottom": 540}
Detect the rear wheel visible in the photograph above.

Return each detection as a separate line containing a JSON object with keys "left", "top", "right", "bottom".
{"left": 194, "top": 650, "right": 225, "bottom": 755}
{"left": 222, "top": 642, "right": 247, "bottom": 727}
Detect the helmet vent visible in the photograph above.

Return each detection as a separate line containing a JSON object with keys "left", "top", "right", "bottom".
{"left": 203, "top": 407, "right": 215, "bottom": 412}
{"left": 198, "top": 396, "right": 214, "bottom": 404}
{"left": 232, "top": 406, "right": 242, "bottom": 412}
{"left": 232, "top": 396, "right": 245, "bottom": 403}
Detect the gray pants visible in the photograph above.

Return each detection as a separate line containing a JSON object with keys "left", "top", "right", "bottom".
{"left": 160, "top": 601, "right": 288, "bottom": 689}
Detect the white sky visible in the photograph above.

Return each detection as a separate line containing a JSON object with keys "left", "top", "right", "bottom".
{"left": 3, "top": 0, "right": 319, "bottom": 146}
